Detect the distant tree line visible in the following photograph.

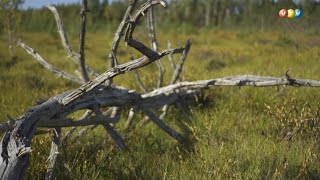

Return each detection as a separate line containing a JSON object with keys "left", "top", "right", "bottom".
{"left": 164, "top": 0, "right": 320, "bottom": 28}
{"left": 1, "top": 0, "right": 320, "bottom": 37}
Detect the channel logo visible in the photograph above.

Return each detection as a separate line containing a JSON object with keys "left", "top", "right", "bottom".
{"left": 279, "top": 9, "right": 302, "bottom": 18}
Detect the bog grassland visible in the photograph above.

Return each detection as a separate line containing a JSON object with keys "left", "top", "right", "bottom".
{"left": 1, "top": 26, "right": 320, "bottom": 179}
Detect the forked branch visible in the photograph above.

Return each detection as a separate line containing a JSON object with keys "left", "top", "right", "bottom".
{"left": 47, "top": 5, "right": 98, "bottom": 78}
{"left": 107, "top": 0, "right": 138, "bottom": 85}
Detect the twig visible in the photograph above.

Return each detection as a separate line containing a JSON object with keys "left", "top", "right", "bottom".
{"left": 78, "top": 0, "right": 90, "bottom": 82}
{"left": 17, "top": 40, "right": 83, "bottom": 84}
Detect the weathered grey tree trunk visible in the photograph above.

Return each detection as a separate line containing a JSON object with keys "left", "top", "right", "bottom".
{"left": 1, "top": 0, "right": 320, "bottom": 179}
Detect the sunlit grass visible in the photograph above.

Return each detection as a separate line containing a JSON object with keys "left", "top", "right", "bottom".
{"left": 1, "top": 27, "right": 319, "bottom": 179}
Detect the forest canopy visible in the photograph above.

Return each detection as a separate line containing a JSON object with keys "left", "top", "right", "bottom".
{"left": 1, "top": 0, "right": 320, "bottom": 36}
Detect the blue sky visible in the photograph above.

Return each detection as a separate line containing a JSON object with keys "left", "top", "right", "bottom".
{"left": 22, "top": 0, "right": 112, "bottom": 9}
{"left": 22, "top": 0, "right": 80, "bottom": 9}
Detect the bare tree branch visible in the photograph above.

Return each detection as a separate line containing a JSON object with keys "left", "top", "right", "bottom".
{"left": 107, "top": 0, "right": 138, "bottom": 85}
{"left": 61, "top": 110, "right": 92, "bottom": 143}
{"left": 38, "top": 116, "right": 119, "bottom": 128}
{"left": 17, "top": 40, "right": 83, "bottom": 84}
{"left": 47, "top": 5, "right": 99, "bottom": 78}
{"left": 159, "top": 105, "right": 169, "bottom": 119}
{"left": 78, "top": 0, "right": 90, "bottom": 82}
{"left": 101, "top": 106, "right": 125, "bottom": 148}
{"left": 170, "top": 39, "right": 192, "bottom": 84}
{"left": 138, "top": 107, "right": 184, "bottom": 142}
{"left": 155, "top": 59, "right": 165, "bottom": 86}
{"left": 124, "top": 0, "right": 167, "bottom": 45}
{"left": 144, "top": 75, "right": 320, "bottom": 99}
{"left": 4, "top": 1, "right": 320, "bottom": 178}
{"left": 125, "top": 108, "right": 135, "bottom": 131}
{"left": 61, "top": 47, "right": 184, "bottom": 105}
{"left": 124, "top": 0, "right": 168, "bottom": 60}
{"left": 103, "top": 124, "right": 126, "bottom": 149}
{"left": 45, "top": 128, "right": 61, "bottom": 180}
{"left": 61, "top": 0, "right": 181, "bottom": 106}
{"left": 167, "top": 41, "right": 176, "bottom": 71}
{"left": 2, "top": 73, "right": 319, "bottom": 131}
{"left": 68, "top": 108, "right": 114, "bottom": 142}
{"left": 134, "top": 69, "right": 148, "bottom": 93}
{"left": 161, "top": 39, "right": 191, "bottom": 119}
{"left": 1, "top": 73, "right": 320, "bottom": 178}
{"left": 47, "top": 5, "right": 79, "bottom": 62}
{"left": 147, "top": 6, "right": 165, "bottom": 88}
{"left": 131, "top": 54, "right": 148, "bottom": 93}
{"left": 110, "top": 106, "right": 120, "bottom": 118}
{"left": 130, "top": 54, "right": 147, "bottom": 93}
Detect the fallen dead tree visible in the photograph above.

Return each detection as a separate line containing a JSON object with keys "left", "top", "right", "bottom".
{"left": 1, "top": 0, "right": 320, "bottom": 179}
